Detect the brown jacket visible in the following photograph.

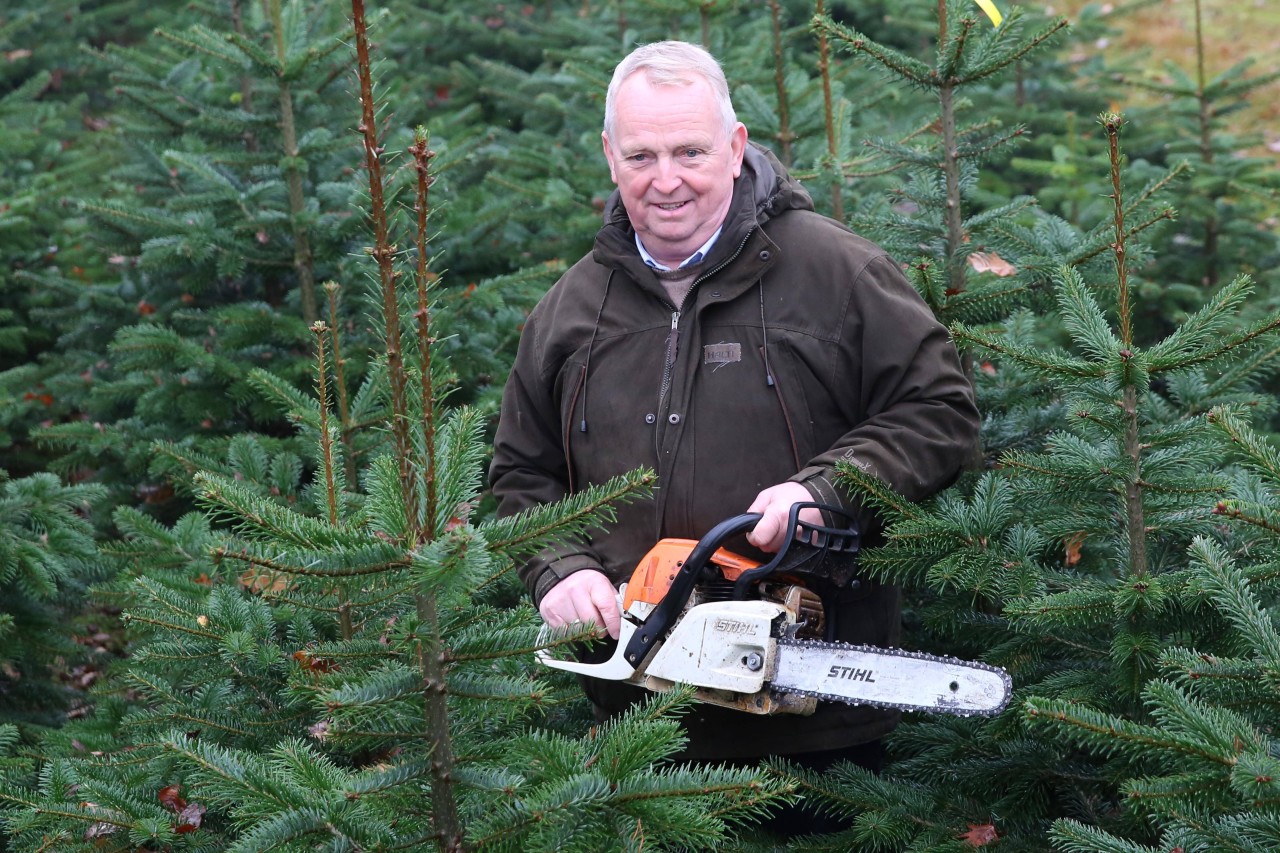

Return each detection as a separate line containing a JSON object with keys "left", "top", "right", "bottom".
{"left": 489, "top": 145, "right": 980, "bottom": 758}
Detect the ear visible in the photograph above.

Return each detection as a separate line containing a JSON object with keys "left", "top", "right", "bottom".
{"left": 602, "top": 131, "right": 618, "bottom": 183}
{"left": 728, "top": 122, "right": 748, "bottom": 179}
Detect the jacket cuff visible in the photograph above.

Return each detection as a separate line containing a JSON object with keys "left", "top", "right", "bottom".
{"left": 790, "top": 466, "right": 847, "bottom": 511}
{"left": 530, "top": 553, "right": 606, "bottom": 607}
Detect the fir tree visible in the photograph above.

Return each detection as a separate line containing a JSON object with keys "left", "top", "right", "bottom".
{"left": 815, "top": 0, "right": 1069, "bottom": 470}
{"left": 1116, "top": 0, "right": 1280, "bottom": 293}
{"left": 0, "top": 3, "right": 791, "bottom": 849}
{"left": 768, "top": 113, "right": 1280, "bottom": 849}
{"left": 0, "top": 2, "right": 134, "bottom": 475}
{"left": 0, "top": 471, "right": 109, "bottom": 729}
{"left": 3, "top": 0, "right": 363, "bottom": 520}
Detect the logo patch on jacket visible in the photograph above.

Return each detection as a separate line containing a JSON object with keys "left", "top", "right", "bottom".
{"left": 704, "top": 342, "right": 741, "bottom": 370}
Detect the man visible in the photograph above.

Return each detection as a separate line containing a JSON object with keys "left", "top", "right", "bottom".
{"left": 489, "top": 40, "right": 979, "bottom": 767}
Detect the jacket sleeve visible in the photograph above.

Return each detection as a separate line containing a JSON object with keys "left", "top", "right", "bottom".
{"left": 789, "top": 254, "right": 980, "bottom": 535}
{"left": 488, "top": 306, "right": 604, "bottom": 605}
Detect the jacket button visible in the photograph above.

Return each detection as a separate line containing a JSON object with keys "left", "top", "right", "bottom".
{"left": 645, "top": 413, "right": 656, "bottom": 424}
{"left": 759, "top": 250, "right": 771, "bottom": 261}
{"left": 668, "top": 413, "right": 681, "bottom": 424}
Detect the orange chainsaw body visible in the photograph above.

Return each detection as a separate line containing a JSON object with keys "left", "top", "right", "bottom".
{"left": 621, "top": 538, "right": 762, "bottom": 610}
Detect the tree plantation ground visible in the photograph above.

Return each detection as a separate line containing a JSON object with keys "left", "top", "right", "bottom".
{"left": 1057, "top": 0, "right": 1280, "bottom": 159}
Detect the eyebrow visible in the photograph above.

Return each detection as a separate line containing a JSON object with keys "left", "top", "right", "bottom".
{"left": 617, "top": 138, "right": 716, "bottom": 157}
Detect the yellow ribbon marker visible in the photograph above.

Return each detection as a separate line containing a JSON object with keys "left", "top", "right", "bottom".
{"left": 974, "top": 0, "right": 1004, "bottom": 27}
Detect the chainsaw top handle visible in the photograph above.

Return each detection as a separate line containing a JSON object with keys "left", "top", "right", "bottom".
{"left": 621, "top": 502, "right": 858, "bottom": 669}
{"left": 730, "top": 502, "right": 860, "bottom": 601}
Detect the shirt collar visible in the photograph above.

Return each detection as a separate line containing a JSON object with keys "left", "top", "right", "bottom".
{"left": 636, "top": 226, "right": 723, "bottom": 272}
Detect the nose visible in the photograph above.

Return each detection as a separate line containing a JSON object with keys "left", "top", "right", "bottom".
{"left": 652, "top": 156, "right": 683, "bottom": 194}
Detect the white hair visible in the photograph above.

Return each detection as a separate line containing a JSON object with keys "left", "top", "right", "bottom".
{"left": 603, "top": 41, "right": 738, "bottom": 140}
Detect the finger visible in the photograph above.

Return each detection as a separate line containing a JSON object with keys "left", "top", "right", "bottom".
{"left": 540, "top": 581, "right": 587, "bottom": 628}
{"left": 588, "top": 581, "right": 622, "bottom": 639}
{"left": 538, "top": 589, "right": 568, "bottom": 627}
{"left": 747, "top": 510, "right": 783, "bottom": 551}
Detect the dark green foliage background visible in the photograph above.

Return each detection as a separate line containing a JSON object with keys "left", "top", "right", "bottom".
{"left": 1, "top": 0, "right": 1279, "bottom": 850}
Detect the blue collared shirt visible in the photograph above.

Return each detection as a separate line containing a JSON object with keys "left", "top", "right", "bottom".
{"left": 636, "top": 226, "right": 723, "bottom": 271}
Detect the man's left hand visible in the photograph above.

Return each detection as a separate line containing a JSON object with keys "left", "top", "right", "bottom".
{"left": 746, "top": 482, "right": 823, "bottom": 552}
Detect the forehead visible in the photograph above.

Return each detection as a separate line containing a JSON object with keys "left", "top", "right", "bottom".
{"left": 610, "top": 74, "right": 723, "bottom": 147}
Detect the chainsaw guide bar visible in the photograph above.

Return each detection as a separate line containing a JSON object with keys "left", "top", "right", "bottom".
{"left": 772, "top": 639, "right": 1013, "bottom": 717}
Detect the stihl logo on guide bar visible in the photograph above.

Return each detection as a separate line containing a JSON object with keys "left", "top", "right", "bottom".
{"left": 827, "top": 665, "right": 876, "bottom": 682}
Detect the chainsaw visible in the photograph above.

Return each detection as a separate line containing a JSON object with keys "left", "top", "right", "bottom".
{"left": 537, "top": 503, "right": 1011, "bottom": 718}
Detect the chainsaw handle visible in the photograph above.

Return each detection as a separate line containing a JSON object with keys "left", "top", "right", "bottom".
{"left": 621, "top": 512, "right": 762, "bottom": 669}
{"left": 730, "top": 502, "right": 859, "bottom": 601}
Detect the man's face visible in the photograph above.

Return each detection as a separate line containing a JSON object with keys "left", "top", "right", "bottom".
{"left": 602, "top": 73, "right": 747, "bottom": 269}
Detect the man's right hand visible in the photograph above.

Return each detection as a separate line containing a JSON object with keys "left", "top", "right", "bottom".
{"left": 538, "top": 569, "right": 622, "bottom": 640}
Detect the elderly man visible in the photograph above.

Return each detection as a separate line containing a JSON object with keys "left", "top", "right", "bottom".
{"left": 490, "top": 40, "right": 979, "bottom": 771}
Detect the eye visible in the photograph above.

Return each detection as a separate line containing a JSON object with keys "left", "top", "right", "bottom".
{"left": 680, "top": 148, "right": 703, "bottom": 159}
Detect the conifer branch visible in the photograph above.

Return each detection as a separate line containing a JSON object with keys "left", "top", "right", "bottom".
{"left": 483, "top": 470, "right": 657, "bottom": 555}
{"left": 1123, "top": 161, "right": 1190, "bottom": 220}
{"left": 1025, "top": 700, "right": 1234, "bottom": 766}
{"left": 322, "top": 281, "right": 358, "bottom": 484}
{"left": 212, "top": 547, "right": 410, "bottom": 577}
{"left": 1188, "top": 537, "right": 1280, "bottom": 662}
{"left": 1210, "top": 406, "right": 1280, "bottom": 483}
{"left": 197, "top": 472, "right": 345, "bottom": 548}
{"left": 309, "top": 320, "right": 350, "bottom": 637}
{"left": 351, "top": 0, "right": 415, "bottom": 531}
{"left": 956, "top": 17, "right": 1070, "bottom": 86}
{"left": 938, "top": 12, "right": 975, "bottom": 82}
{"left": 1150, "top": 307, "right": 1280, "bottom": 376}
{"left": 270, "top": 0, "right": 318, "bottom": 323}
{"left": 767, "top": 0, "right": 794, "bottom": 166}
{"left": 409, "top": 127, "right": 438, "bottom": 540}
{"left": 1066, "top": 209, "right": 1177, "bottom": 271}
{"left": 831, "top": 460, "right": 924, "bottom": 521}
{"left": 1050, "top": 818, "right": 1161, "bottom": 853}
{"left": 134, "top": 710, "right": 255, "bottom": 737}
{"left": 312, "top": 323, "right": 341, "bottom": 531}
{"left": 958, "top": 124, "right": 1030, "bottom": 163}
{"left": 811, "top": 16, "right": 934, "bottom": 86}
{"left": 815, "top": 0, "right": 843, "bottom": 221}
{"left": 952, "top": 325, "right": 1104, "bottom": 377}
{"left": 121, "top": 613, "right": 221, "bottom": 640}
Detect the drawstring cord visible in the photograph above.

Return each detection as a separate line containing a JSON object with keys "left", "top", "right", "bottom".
{"left": 580, "top": 272, "right": 614, "bottom": 432}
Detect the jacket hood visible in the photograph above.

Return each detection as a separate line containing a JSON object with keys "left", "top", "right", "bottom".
{"left": 596, "top": 142, "right": 814, "bottom": 268}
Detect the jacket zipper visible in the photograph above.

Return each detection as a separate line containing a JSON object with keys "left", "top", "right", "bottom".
{"left": 656, "top": 310, "right": 681, "bottom": 418}
{"left": 653, "top": 227, "right": 757, "bottom": 425}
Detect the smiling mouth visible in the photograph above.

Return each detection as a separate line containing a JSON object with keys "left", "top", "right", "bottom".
{"left": 655, "top": 201, "right": 688, "bottom": 211}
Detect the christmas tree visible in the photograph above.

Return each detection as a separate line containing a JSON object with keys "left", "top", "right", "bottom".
{"left": 0, "top": 3, "right": 791, "bottom": 849}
